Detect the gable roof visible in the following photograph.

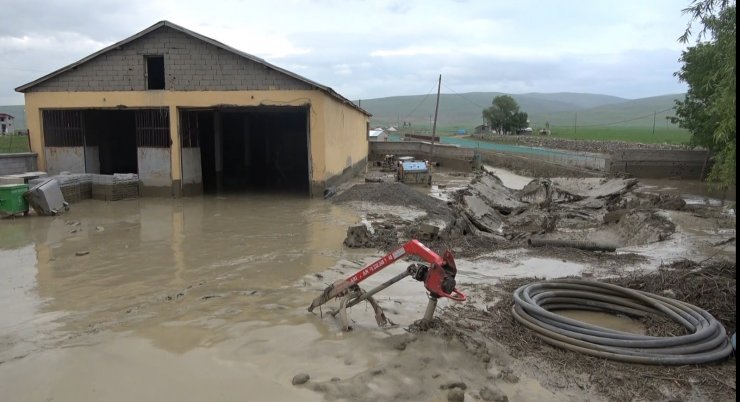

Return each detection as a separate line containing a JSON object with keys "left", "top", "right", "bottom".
{"left": 15, "top": 20, "right": 370, "bottom": 116}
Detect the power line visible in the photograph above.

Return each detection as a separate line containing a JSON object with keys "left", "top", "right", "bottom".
{"left": 399, "top": 79, "right": 440, "bottom": 122}
{"left": 442, "top": 83, "right": 489, "bottom": 109}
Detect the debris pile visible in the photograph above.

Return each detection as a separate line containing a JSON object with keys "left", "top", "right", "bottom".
{"left": 334, "top": 171, "right": 688, "bottom": 255}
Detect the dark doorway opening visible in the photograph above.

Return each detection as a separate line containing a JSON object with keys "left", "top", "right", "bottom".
{"left": 85, "top": 110, "right": 138, "bottom": 174}
{"left": 192, "top": 106, "right": 310, "bottom": 194}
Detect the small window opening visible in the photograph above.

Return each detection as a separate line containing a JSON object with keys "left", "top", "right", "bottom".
{"left": 146, "top": 56, "right": 165, "bottom": 90}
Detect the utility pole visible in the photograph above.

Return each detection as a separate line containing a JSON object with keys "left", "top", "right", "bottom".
{"left": 430, "top": 74, "right": 441, "bottom": 167}
{"left": 652, "top": 111, "right": 657, "bottom": 135}
{"left": 574, "top": 112, "right": 577, "bottom": 136}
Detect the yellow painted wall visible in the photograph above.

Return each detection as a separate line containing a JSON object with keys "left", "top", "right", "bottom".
{"left": 23, "top": 90, "right": 368, "bottom": 186}
{"left": 321, "top": 95, "right": 369, "bottom": 179}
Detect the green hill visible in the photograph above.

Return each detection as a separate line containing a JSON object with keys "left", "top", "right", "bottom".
{"left": 0, "top": 105, "right": 26, "bottom": 132}
{"left": 362, "top": 92, "right": 685, "bottom": 132}
{"left": 544, "top": 94, "right": 685, "bottom": 129}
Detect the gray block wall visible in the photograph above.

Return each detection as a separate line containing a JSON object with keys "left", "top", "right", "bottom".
{"left": 0, "top": 153, "right": 38, "bottom": 175}
{"left": 137, "top": 147, "right": 172, "bottom": 192}
{"left": 45, "top": 147, "right": 85, "bottom": 175}
{"left": 26, "top": 26, "right": 313, "bottom": 93}
{"left": 609, "top": 149, "right": 710, "bottom": 179}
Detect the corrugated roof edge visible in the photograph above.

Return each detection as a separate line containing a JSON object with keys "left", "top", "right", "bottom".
{"left": 15, "top": 20, "right": 371, "bottom": 117}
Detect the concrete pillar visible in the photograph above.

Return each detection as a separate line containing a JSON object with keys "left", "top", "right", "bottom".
{"left": 169, "top": 105, "right": 182, "bottom": 197}
{"left": 214, "top": 111, "right": 223, "bottom": 192}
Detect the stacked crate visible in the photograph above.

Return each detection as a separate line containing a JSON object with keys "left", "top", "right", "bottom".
{"left": 56, "top": 174, "right": 93, "bottom": 203}
{"left": 92, "top": 174, "right": 139, "bottom": 201}
{"left": 28, "top": 174, "right": 93, "bottom": 203}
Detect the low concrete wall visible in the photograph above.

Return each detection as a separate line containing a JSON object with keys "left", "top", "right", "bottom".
{"left": 609, "top": 149, "right": 710, "bottom": 179}
{"left": 138, "top": 147, "right": 172, "bottom": 196}
{"left": 480, "top": 150, "right": 603, "bottom": 178}
{"left": 181, "top": 147, "right": 203, "bottom": 195}
{"left": 85, "top": 145, "right": 100, "bottom": 174}
{"left": 45, "top": 147, "right": 85, "bottom": 175}
{"left": 369, "top": 141, "right": 474, "bottom": 171}
{"left": 0, "top": 153, "right": 38, "bottom": 175}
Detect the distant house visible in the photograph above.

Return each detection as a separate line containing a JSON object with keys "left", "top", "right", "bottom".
{"left": 474, "top": 124, "right": 490, "bottom": 135}
{"left": 368, "top": 128, "right": 389, "bottom": 142}
{"left": 0, "top": 113, "right": 14, "bottom": 134}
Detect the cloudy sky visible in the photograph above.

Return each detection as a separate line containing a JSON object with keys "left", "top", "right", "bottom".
{"left": 1, "top": 0, "right": 694, "bottom": 105}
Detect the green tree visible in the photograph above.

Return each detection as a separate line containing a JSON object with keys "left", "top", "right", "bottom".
{"left": 482, "top": 95, "right": 528, "bottom": 134}
{"left": 673, "top": 0, "right": 736, "bottom": 189}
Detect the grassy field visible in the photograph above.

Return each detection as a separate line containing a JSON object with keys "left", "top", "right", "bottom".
{"left": 0, "top": 135, "right": 31, "bottom": 153}
{"left": 549, "top": 126, "right": 691, "bottom": 144}
{"left": 396, "top": 125, "right": 692, "bottom": 145}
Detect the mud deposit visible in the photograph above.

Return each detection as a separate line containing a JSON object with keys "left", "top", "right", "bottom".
{"left": 444, "top": 260, "right": 736, "bottom": 402}
{"left": 0, "top": 168, "right": 736, "bottom": 402}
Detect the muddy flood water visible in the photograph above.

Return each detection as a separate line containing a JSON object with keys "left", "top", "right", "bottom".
{"left": 0, "top": 171, "right": 735, "bottom": 402}
{"left": 1, "top": 195, "right": 375, "bottom": 401}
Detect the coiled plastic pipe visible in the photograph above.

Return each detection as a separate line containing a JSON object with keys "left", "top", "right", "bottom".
{"left": 512, "top": 279, "right": 733, "bottom": 364}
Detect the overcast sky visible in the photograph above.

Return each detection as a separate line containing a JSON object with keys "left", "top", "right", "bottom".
{"left": 1, "top": 0, "right": 694, "bottom": 105}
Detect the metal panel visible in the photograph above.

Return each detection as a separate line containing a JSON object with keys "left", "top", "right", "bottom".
{"left": 42, "top": 110, "right": 84, "bottom": 147}
{"left": 135, "top": 109, "right": 171, "bottom": 148}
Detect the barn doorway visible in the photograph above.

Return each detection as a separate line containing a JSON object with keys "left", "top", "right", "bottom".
{"left": 181, "top": 106, "right": 310, "bottom": 194}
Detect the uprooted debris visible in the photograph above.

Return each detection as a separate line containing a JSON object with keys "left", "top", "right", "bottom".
{"left": 333, "top": 171, "right": 695, "bottom": 256}
{"left": 441, "top": 259, "right": 736, "bottom": 402}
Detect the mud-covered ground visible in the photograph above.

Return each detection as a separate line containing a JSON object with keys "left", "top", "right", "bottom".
{"left": 321, "top": 166, "right": 736, "bottom": 402}
{"left": 0, "top": 166, "right": 735, "bottom": 402}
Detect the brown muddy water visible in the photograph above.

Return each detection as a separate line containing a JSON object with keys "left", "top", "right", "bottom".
{"left": 0, "top": 195, "right": 577, "bottom": 402}
{"left": 0, "top": 169, "right": 735, "bottom": 402}
{"left": 0, "top": 195, "right": 366, "bottom": 401}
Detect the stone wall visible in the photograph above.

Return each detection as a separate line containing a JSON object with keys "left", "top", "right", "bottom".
{"left": 0, "top": 153, "right": 38, "bottom": 175}
{"left": 609, "top": 149, "right": 710, "bottom": 179}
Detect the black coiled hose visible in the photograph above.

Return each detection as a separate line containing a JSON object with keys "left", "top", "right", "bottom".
{"left": 512, "top": 279, "right": 733, "bottom": 364}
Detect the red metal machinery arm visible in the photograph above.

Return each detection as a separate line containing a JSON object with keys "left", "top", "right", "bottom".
{"left": 308, "top": 240, "right": 465, "bottom": 312}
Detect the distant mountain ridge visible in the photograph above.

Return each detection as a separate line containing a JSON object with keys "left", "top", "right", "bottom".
{"left": 360, "top": 92, "right": 684, "bottom": 130}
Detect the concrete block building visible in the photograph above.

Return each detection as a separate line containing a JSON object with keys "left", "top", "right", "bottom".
{"left": 0, "top": 113, "right": 14, "bottom": 134}
{"left": 16, "top": 21, "right": 370, "bottom": 196}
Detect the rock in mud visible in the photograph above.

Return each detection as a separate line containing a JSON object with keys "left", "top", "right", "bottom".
{"left": 603, "top": 209, "right": 629, "bottom": 224}
{"left": 614, "top": 210, "right": 676, "bottom": 246}
{"left": 447, "top": 388, "right": 465, "bottom": 402}
{"left": 417, "top": 223, "right": 440, "bottom": 241}
{"left": 518, "top": 179, "right": 582, "bottom": 207}
{"left": 496, "top": 367, "right": 519, "bottom": 383}
{"left": 656, "top": 194, "right": 686, "bottom": 211}
{"left": 440, "top": 381, "right": 467, "bottom": 390}
{"left": 343, "top": 224, "right": 374, "bottom": 248}
{"left": 291, "top": 373, "right": 310, "bottom": 385}
{"left": 479, "top": 385, "right": 508, "bottom": 402}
